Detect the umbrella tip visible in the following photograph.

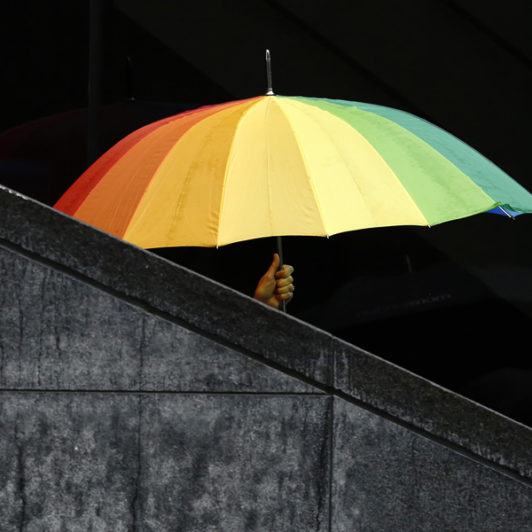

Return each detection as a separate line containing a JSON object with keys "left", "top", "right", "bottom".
{"left": 498, "top": 206, "right": 515, "bottom": 219}
{"left": 265, "top": 49, "right": 274, "bottom": 96}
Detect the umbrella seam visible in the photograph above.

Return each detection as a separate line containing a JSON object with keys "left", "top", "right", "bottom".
{"left": 284, "top": 97, "right": 431, "bottom": 232}
{"left": 355, "top": 100, "right": 532, "bottom": 212}
{"left": 123, "top": 99, "right": 260, "bottom": 244}
{"left": 80, "top": 117, "right": 184, "bottom": 238}
{"left": 274, "top": 98, "right": 330, "bottom": 236}
{"left": 283, "top": 97, "right": 381, "bottom": 230}
{"left": 299, "top": 98, "right": 497, "bottom": 225}
{"left": 61, "top": 102, "right": 239, "bottom": 218}
{"left": 217, "top": 98, "right": 266, "bottom": 246}
{"left": 120, "top": 117, "right": 194, "bottom": 240}
{"left": 351, "top": 104, "right": 498, "bottom": 222}
{"left": 56, "top": 113, "right": 181, "bottom": 216}
{"left": 288, "top": 97, "right": 433, "bottom": 228}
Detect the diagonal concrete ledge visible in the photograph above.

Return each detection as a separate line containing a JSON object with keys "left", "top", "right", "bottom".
{"left": 1, "top": 184, "right": 531, "bottom": 483}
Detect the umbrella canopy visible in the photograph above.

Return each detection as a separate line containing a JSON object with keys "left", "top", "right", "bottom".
{"left": 54, "top": 95, "right": 532, "bottom": 249}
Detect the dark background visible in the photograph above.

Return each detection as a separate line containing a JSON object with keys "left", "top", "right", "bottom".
{"left": 1, "top": 0, "right": 531, "bottom": 425}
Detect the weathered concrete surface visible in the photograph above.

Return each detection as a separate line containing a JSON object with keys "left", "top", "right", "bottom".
{"left": 0, "top": 246, "right": 316, "bottom": 393}
{"left": 334, "top": 342, "right": 532, "bottom": 479}
{"left": 0, "top": 394, "right": 139, "bottom": 531}
{"left": 0, "top": 393, "right": 331, "bottom": 531}
{"left": 1, "top": 184, "right": 531, "bottom": 530}
{"left": 138, "top": 395, "right": 331, "bottom": 531}
{"left": 332, "top": 398, "right": 532, "bottom": 531}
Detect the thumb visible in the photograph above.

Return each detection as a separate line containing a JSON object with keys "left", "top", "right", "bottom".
{"left": 265, "top": 253, "right": 280, "bottom": 277}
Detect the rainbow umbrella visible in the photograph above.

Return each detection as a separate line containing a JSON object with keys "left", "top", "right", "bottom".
{"left": 54, "top": 95, "right": 532, "bottom": 249}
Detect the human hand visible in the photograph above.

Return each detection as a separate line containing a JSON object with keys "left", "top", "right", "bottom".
{"left": 253, "top": 253, "right": 295, "bottom": 309}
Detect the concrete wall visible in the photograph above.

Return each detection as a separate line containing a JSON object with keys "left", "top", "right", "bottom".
{"left": 1, "top": 184, "right": 531, "bottom": 530}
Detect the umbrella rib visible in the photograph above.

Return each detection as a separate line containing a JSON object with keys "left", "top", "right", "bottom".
{"left": 56, "top": 112, "right": 184, "bottom": 218}
{"left": 82, "top": 118, "right": 181, "bottom": 239}
{"left": 325, "top": 100, "right": 500, "bottom": 224}
{"left": 279, "top": 98, "right": 380, "bottom": 233}
{"left": 120, "top": 127, "right": 183, "bottom": 239}
{"left": 216, "top": 98, "right": 265, "bottom": 246}
{"left": 358, "top": 106, "right": 502, "bottom": 224}
{"left": 274, "top": 99, "right": 331, "bottom": 236}
{"left": 121, "top": 99, "right": 260, "bottom": 245}
{"left": 290, "top": 98, "right": 439, "bottom": 228}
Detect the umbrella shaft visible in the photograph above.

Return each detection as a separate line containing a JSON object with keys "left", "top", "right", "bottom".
{"left": 276, "top": 235, "right": 284, "bottom": 266}
{"left": 276, "top": 235, "right": 287, "bottom": 313}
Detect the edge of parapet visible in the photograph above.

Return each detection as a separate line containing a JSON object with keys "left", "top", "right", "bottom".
{"left": 1, "top": 184, "right": 531, "bottom": 482}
